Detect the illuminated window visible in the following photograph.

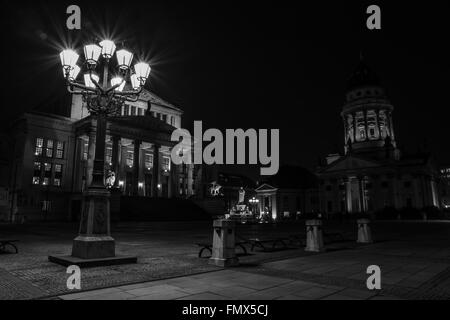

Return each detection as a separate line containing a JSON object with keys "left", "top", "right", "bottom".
{"left": 46, "top": 140, "right": 54, "bottom": 158}
{"left": 126, "top": 150, "right": 134, "bottom": 167}
{"left": 56, "top": 141, "right": 64, "bottom": 159}
{"left": 35, "top": 138, "right": 43, "bottom": 156}
{"left": 162, "top": 156, "right": 171, "bottom": 171}
{"left": 82, "top": 142, "right": 88, "bottom": 160}
{"left": 144, "top": 153, "right": 153, "bottom": 169}
{"left": 105, "top": 147, "right": 112, "bottom": 164}
{"left": 54, "top": 164, "right": 62, "bottom": 187}
{"left": 43, "top": 163, "right": 52, "bottom": 185}
{"left": 32, "top": 161, "right": 41, "bottom": 185}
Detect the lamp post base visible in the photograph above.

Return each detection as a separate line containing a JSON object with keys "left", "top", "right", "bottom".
{"left": 49, "top": 187, "right": 136, "bottom": 267}
{"left": 72, "top": 236, "right": 115, "bottom": 259}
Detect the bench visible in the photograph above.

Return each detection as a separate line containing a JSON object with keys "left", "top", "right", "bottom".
{"left": 323, "top": 232, "right": 346, "bottom": 243}
{"left": 196, "top": 241, "right": 248, "bottom": 258}
{"left": 287, "top": 234, "right": 306, "bottom": 246}
{"left": 246, "top": 237, "right": 289, "bottom": 252}
{"left": 0, "top": 240, "right": 19, "bottom": 254}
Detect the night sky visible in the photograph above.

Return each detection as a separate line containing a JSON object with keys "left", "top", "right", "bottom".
{"left": 1, "top": 0, "right": 449, "bottom": 178}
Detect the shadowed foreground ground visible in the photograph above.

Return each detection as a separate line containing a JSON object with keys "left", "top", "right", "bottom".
{"left": 1, "top": 220, "right": 449, "bottom": 300}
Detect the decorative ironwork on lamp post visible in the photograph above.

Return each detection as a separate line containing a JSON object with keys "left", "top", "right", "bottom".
{"left": 58, "top": 40, "right": 151, "bottom": 260}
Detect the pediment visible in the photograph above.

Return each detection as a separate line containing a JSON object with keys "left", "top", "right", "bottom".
{"left": 255, "top": 183, "right": 278, "bottom": 192}
{"left": 320, "top": 156, "right": 381, "bottom": 173}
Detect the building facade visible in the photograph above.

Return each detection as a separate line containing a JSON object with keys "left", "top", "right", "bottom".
{"left": 2, "top": 89, "right": 198, "bottom": 222}
{"left": 316, "top": 60, "right": 442, "bottom": 216}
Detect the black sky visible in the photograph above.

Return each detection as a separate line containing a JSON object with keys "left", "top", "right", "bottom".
{"left": 1, "top": 0, "right": 449, "bottom": 178}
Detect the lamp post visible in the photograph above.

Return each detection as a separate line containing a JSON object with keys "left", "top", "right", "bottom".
{"left": 56, "top": 40, "right": 150, "bottom": 261}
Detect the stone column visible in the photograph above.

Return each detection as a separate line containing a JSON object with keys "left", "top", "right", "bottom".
{"left": 343, "top": 116, "right": 348, "bottom": 145}
{"left": 132, "top": 140, "right": 141, "bottom": 196}
{"left": 388, "top": 111, "right": 395, "bottom": 142}
{"left": 152, "top": 144, "right": 160, "bottom": 197}
{"left": 358, "top": 176, "right": 366, "bottom": 212}
{"left": 111, "top": 136, "right": 121, "bottom": 187}
{"left": 305, "top": 219, "right": 325, "bottom": 252}
{"left": 352, "top": 113, "right": 357, "bottom": 142}
{"left": 364, "top": 111, "right": 368, "bottom": 141}
{"left": 345, "top": 177, "right": 352, "bottom": 214}
{"left": 209, "top": 219, "right": 239, "bottom": 267}
{"left": 377, "top": 110, "right": 383, "bottom": 140}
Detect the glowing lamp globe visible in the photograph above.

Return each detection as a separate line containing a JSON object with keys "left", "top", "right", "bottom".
{"left": 63, "top": 65, "right": 80, "bottom": 81}
{"left": 116, "top": 49, "right": 134, "bottom": 70}
{"left": 99, "top": 40, "right": 116, "bottom": 59}
{"left": 130, "top": 74, "right": 141, "bottom": 90}
{"left": 84, "top": 44, "right": 102, "bottom": 66}
{"left": 84, "top": 73, "right": 100, "bottom": 88}
{"left": 134, "top": 62, "right": 151, "bottom": 83}
{"left": 111, "top": 77, "right": 125, "bottom": 92}
{"left": 60, "top": 49, "right": 79, "bottom": 70}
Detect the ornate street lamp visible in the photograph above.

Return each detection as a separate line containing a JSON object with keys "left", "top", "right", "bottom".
{"left": 55, "top": 40, "right": 150, "bottom": 263}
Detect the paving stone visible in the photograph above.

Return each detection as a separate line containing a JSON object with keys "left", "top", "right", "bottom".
{"left": 177, "top": 292, "right": 229, "bottom": 300}
{"left": 125, "top": 284, "right": 185, "bottom": 296}
{"left": 293, "top": 286, "right": 341, "bottom": 299}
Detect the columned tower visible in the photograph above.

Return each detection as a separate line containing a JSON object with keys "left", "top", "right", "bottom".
{"left": 341, "top": 59, "right": 398, "bottom": 159}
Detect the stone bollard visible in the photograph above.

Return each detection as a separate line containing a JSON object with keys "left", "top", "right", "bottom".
{"left": 209, "top": 219, "right": 239, "bottom": 267}
{"left": 357, "top": 218, "right": 373, "bottom": 244}
{"left": 305, "top": 219, "right": 325, "bottom": 252}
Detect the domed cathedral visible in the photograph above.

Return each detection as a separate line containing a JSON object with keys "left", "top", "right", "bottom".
{"left": 342, "top": 60, "right": 399, "bottom": 159}
{"left": 316, "top": 58, "right": 442, "bottom": 217}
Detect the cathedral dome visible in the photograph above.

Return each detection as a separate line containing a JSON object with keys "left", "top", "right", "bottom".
{"left": 346, "top": 60, "right": 381, "bottom": 91}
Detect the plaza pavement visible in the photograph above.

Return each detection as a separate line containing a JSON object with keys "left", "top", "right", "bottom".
{"left": 1, "top": 220, "right": 450, "bottom": 300}
{"left": 58, "top": 232, "right": 450, "bottom": 300}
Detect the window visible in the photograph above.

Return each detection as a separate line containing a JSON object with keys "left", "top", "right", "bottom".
{"left": 35, "top": 138, "right": 43, "bottom": 156}
{"left": 105, "top": 147, "right": 112, "bottom": 164}
{"left": 359, "top": 129, "right": 366, "bottom": 140}
{"left": 44, "top": 163, "right": 52, "bottom": 184}
{"left": 32, "top": 161, "right": 41, "bottom": 185}
{"left": 54, "top": 164, "right": 62, "bottom": 187}
{"left": 56, "top": 141, "right": 64, "bottom": 159}
{"left": 46, "top": 140, "right": 54, "bottom": 158}
{"left": 144, "top": 153, "right": 153, "bottom": 169}
{"left": 162, "top": 156, "right": 171, "bottom": 171}
{"left": 131, "top": 106, "right": 136, "bottom": 116}
{"left": 138, "top": 108, "right": 144, "bottom": 116}
{"left": 82, "top": 142, "right": 88, "bottom": 160}
{"left": 126, "top": 151, "right": 134, "bottom": 167}
{"left": 162, "top": 114, "right": 167, "bottom": 122}
{"left": 124, "top": 105, "right": 130, "bottom": 115}
{"left": 151, "top": 112, "right": 156, "bottom": 118}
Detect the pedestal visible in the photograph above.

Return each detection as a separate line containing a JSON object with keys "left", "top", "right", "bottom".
{"left": 357, "top": 218, "right": 373, "bottom": 244}
{"left": 305, "top": 219, "right": 325, "bottom": 252}
{"left": 209, "top": 219, "right": 239, "bottom": 267}
{"left": 49, "top": 187, "right": 136, "bottom": 267}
